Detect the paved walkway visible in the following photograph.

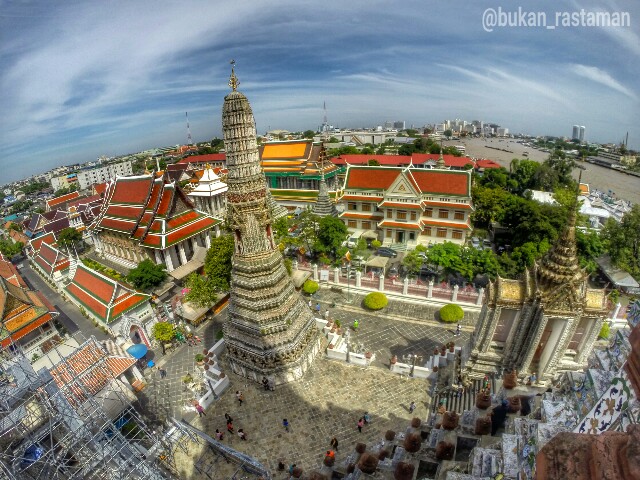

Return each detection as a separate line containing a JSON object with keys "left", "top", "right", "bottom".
{"left": 145, "top": 287, "right": 478, "bottom": 478}
{"left": 172, "top": 355, "right": 429, "bottom": 478}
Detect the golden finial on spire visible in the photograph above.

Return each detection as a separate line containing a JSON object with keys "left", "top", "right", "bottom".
{"left": 228, "top": 59, "right": 240, "bottom": 91}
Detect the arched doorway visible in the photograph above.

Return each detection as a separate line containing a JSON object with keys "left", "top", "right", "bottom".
{"left": 119, "top": 315, "right": 151, "bottom": 348}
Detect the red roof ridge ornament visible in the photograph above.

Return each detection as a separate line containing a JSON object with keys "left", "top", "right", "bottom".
{"left": 228, "top": 59, "right": 240, "bottom": 92}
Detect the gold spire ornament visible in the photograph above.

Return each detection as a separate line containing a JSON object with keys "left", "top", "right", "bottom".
{"left": 228, "top": 59, "right": 240, "bottom": 91}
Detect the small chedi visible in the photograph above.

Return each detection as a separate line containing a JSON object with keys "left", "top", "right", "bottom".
{"left": 221, "top": 64, "right": 320, "bottom": 384}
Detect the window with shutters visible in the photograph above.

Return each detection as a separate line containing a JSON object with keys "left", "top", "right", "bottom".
{"left": 348, "top": 203, "right": 357, "bottom": 211}
{"left": 437, "top": 228, "right": 447, "bottom": 238}
{"left": 424, "top": 209, "right": 433, "bottom": 218}
{"left": 438, "top": 209, "right": 449, "bottom": 219}
{"left": 410, "top": 212, "right": 417, "bottom": 221}
{"left": 452, "top": 230, "right": 463, "bottom": 239}
{"left": 362, "top": 203, "right": 371, "bottom": 212}
{"left": 362, "top": 221, "right": 371, "bottom": 229}
{"left": 387, "top": 210, "right": 393, "bottom": 218}
{"left": 348, "top": 220, "right": 357, "bottom": 228}
{"left": 397, "top": 211, "right": 406, "bottom": 220}
{"left": 454, "top": 211, "right": 465, "bottom": 220}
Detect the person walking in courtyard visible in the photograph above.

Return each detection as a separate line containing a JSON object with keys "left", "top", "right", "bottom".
{"left": 330, "top": 436, "right": 339, "bottom": 451}
{"left": 409, "top": 401, "right": 416, "bottom": 413}
{"left": 236, "top": 390, "right": 244, "bottom": 406}
{"left": 283, "top": 418, "right": 290, "bottom": 432}
{"left": 215, "top": 429, "right": 224, "bottom": 441}
{"left": 455, "top": 323, "right": 461, "bottom": 337}
{"left": 195, "top": 403, "right": 206, "bottom": 417}
{"left": 308, "top": 299, "right": 312, "bottom": 309}
{"left": 315, "top": 303, "right": 321, "bottom": 314}
{"left": 227, "top": 419, "right": 235, "bottom": 434}
{"left": 363, "top": 412, "right": 371, "bottom": 424}
{"left": 224, "top": 413, "right": 233, "bottom": 423}
{"left": 238, "top": 429, "right": 247, "bottom": 441}
{"left": 159, "top": 368, "right": 167, "bottom": 378}
{"left": 324, "top": 309, "right": 330, "bottom": 320}
{"left": 353, "top": 319, "right": 359, "bottom": 331}
{"left": 357, "top": 418, "right": 364, "bottom": 433}
{"left": 262, "top": 376, "right": 269, "bottom": 390}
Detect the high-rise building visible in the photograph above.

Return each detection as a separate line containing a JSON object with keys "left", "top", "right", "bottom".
{"left": 393, "top": 121, "right": 405, "bottom": 130}
{"left": 221, "top": 66, "right": 320, "bottom": 385}
{"left": 572, "top": 125, "right": 580, "bottom": 140}
{"left": 579, "top": 126, "right": 586, "bottom": 142}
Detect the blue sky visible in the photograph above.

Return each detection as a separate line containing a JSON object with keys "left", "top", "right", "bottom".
{"left": 1, "top": 0, "right": 639, "bottom": 184}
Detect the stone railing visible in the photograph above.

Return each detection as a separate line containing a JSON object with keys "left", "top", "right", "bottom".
{"left": 296, "top": 263, "right": 484, "bottom": 307}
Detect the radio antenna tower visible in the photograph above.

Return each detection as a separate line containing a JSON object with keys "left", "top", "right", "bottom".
{"left": 186, "top": 111, "right": 193, "bottom": 145}
{"left": 321, "top": 101, "right": 329, "bottom": 142}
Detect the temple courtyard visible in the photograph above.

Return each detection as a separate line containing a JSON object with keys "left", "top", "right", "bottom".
{"left": 139, "top": 290, "right": 477, "bottom": 478}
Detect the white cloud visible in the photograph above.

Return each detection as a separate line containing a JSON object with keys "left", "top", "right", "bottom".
{"left": 570, "top": 64, "right": 638, "bottom": 100}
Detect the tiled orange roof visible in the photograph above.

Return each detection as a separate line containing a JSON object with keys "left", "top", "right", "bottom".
{"left": 420, "top": 219, "right": 471, "bottom": 230}
{"left": 167, "top": 210, "right": 199, "bottom": 229}
{"left": 105, "top": 205, "right": 144, "bottom": 220}
{"left": 262, "top": 142, "right": 309, "bottom": 159}
{"left": 166, "top": 217, "right": 217, "bottom": 246}
{"left": 1, "top": 314, "right": 52, "bottom": 348}
{"left": 66, "top": 283, "right": 108, "bottom": 319}
{"left": 46, "top": 191, "right": 81, "bottom": 209}
{"left": 377, "top": 221, "right": 422, "bottom": 230}
{"left": 98, "top": 217, "right": 137, "bottom": 233}
{"left": 73, "top": 265, "right": 115, "bottom": 304}
{"left": 111, "top": 293, "right": 148, "bottom": 320}
{"left": 410, "top": 170, "right": 470, "bottom": 196}
{"left": 345, "top": 167, "right": 401, "bottom": 190}
{"left": 109, "top": 176, "right": 152, "bottom": 205}
{"left": 93, "top": 182, "right": 108, "bottom": 196}
{"left": 156, "top": 188, "right": 174, "bottom": 216}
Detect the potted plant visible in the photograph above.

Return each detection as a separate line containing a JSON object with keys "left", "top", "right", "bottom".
{"left": 182, "top": 374, "right": 193, "bottom": 384}
{"left": 365, "top": 351, "right": 372, "bottom": 359}
{"left": 195, "top": 353, "right": 205, "bottom": 365}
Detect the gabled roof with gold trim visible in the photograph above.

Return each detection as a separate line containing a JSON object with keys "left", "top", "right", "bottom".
{"left": 91, "top": 174, "right": 220, "bottom": 250}
{"left": 64, "top": 263, "right": 150, "bottom": 324}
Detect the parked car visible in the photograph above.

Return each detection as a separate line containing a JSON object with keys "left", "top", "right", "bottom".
{"left": 470, "top": 237, "right": 481, "bottom": 249}
{"left": 482, "top": 239, "right": 492, "bottom": 250}
{"left": 377, "top": 247, "right": 398, "bottom": 258}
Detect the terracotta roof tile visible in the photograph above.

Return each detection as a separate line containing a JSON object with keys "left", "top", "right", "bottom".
{"left": 410, "top": 170, "right": 470, "bottom": 196}
{"left": 98, "top": 217, "right": 137, "bottom": 233}
{"left": 166, "top": 217, "right": 217, "bottom": 246}
{"left": 111, "top": 293, "right": 148, "bottom": 321}
{"left": 1, "top": 314, "right": 52, "bottom": 348}
{"left": 340, "top": 195, "right": 384, "bottom": 202}
{"left": 378, "top": 201, "right": 423, "bottom": 209}
{"left": 345, "top": 167, "right": 400, "bottom": 190}
{"left": 72, "top": 265, "right": 115, "bottom": 304}
{"left": 177, "top": 153, "right": 226, "bottom": 164}
{"left": 109, "top": 176, "right": 153, "bottom": 205}
{"left": 46, "top": 191, "right": 81, "bottom": 209}
{"left": 105, "top": 204, "right": 145, "bottom": 220}
{"left": 422, "top": 201, "right": 472, "bottom": 210}
{"left": 66, "top": 283, "right": 108, "bottom": 319}
{"left": 377, "top": 221, "right": 422, "bottom": 230}
{"left": 420, "top": 219, "right": 471, "bottom": 230}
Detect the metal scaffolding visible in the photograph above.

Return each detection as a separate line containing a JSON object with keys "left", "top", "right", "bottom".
{"left": 0, "top": 335, "right": 180, "bottom": 480}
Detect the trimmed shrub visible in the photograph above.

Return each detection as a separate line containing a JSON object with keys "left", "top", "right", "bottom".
{"left": 371, "top": 240, "right": 382, "bottom": 249}
{"left": 302, "top": 280, "right": 319, "bottom": 295}
{"left": 363, "top": 292, "right": 388, "bottom": 310}
{"left": 598, "top": 322, "right": 610, "bottom": 339}
{"left": 439, "top": 304, "right": 464, "bottom": 323}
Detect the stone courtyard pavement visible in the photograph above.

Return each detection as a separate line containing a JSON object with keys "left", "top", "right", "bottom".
{"left": 142, "top": 287, "right": 478, "bottom": 478}
{"left": 173, "top": 355, "right": 430, "bottom": 479}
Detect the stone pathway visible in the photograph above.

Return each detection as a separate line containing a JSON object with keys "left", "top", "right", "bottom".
{"left": 173, "top": 355, "right": 429, "bottom": 478}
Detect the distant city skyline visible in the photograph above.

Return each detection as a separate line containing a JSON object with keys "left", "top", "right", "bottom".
{"left": 1, "top": 0, "right": 638, "bottom": 184}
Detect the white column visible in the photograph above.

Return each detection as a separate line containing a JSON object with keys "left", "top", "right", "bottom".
{"left": 403, "top": 277, "right": 409, "bottom": 295}
{"left": 178, "top": 242, "right": 188, "bottom": 265}
{"left": 428, "top": 280, "right": 434, "bottom": 298}
{"left": 333, "top": 267, "right": 340, "bottom": 284}
{"left": 378, "top": 274, "right": 385, "bottom": 291}
{"left": 190, "top": 236, "right": 198, "bottom": 253}
{"left": 205, "top": 233, "right": 211, "bottom": 248}
{"left": 476, "top": 288, "right": 485, "bottom": 305}
{"left": 355, "top": 270, "right": 362, "bottom": 288}
{"left": 164, "top": 249, "right": 175, "bottom": 271}
{"left": 154, "top": 250, "right": 162, "bottom": 264}
{"left": 312, "top": 264, "right": 318, "bottom": 281}
{"left": 452, "top": 284, "right": 459, "bottom": 302}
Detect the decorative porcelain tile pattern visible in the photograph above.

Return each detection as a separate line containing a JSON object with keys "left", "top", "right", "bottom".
{"left": 574, "top": 376, "right": 631, "bottom": 433}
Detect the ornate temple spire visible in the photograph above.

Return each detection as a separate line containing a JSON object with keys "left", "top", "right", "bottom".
{"left": 312, "top": 147, "right": 338, "bottom": 217}
{"left": 436, "top": 138, "right": 446, "bottom": 168}
{"left": 228, "top": 59, "right": 240, "bottom": 91}
{"left": 536, "top": 197, "right": 585, "bottom": 293}
{"left": 265, "top": 178, "right": 288, "bottom": 220}
{"left": 221, "top": 64, "right": 320, "bottom": 385}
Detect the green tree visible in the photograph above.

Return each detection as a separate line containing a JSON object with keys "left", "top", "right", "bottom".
{"left": 367, "top": 159, "right": 380, "bottom": 166}
{"left": 127, "top": 259, "right": 167, "bottom": 290}
{"left": 314, "top": 216, "right": 348, "bottom": 257}
{"left": 425, "top": 242, "right": 462, "bottom": 277}
{"left": 510, "top": 159, "right": 541, "bottom": 193}
{"left": 402, "top": 249, "right": 424, "bottom": 277}
{"left": 444, "top": 129, "right": 452, "bottom": 138}
{"left": 303, "top": 130, "right": 316, "bottom": 139}
{"left": 471, "top": 186, "right": 509, "bottom": 227}
{"left": 210, "top": 137, "right": 225, "bottom": 151}
{"left": 477, "top": 167, "right": 509, "bottom": 189}
{"left": 8, "top": 223, "right": 23, "bottom": 232}
{"left": 203, "top": 234, "right": 235, "bottom": 290}
{"left": 152, "top": 322, "right": 175, "bottom": 343}
{"left": 398, "top": 144, "right": 414, "bottom": 156}
{"left": 184, "top": 273, "right": 218, "bottom": 308}
{"left": 576, "top": 228, "right": 604, "bottom": 274}
{"left": 0, "top": 239, "right": 23, "bottom": 257}
{"left": 602, "top": 204, "right": 640, "bottom": 280}
{"left": 57, "top": 227, "right": 83, "bottom": 250}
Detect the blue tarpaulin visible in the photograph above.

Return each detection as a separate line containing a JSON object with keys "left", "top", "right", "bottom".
{"left": 126, "top": 344, "right": 148, "bottom": 359}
